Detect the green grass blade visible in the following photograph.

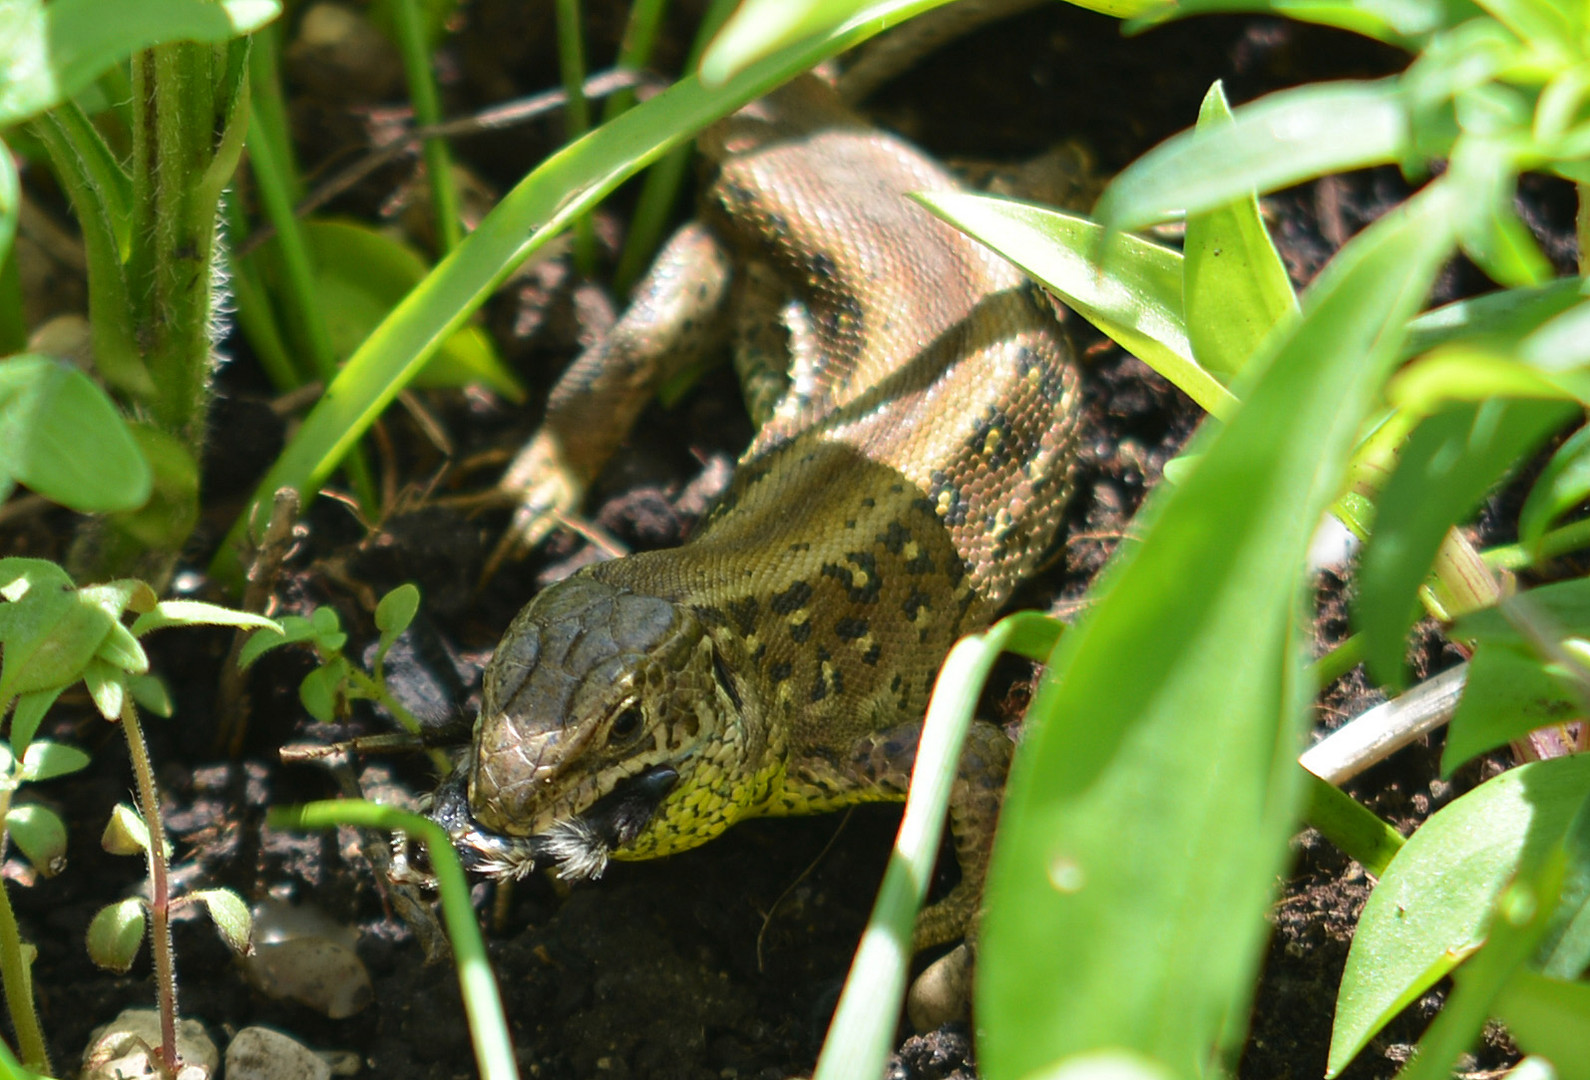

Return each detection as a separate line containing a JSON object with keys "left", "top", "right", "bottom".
{"left": 1182, "top": 82, "right": 1298, "bottom": 384}
{"left": 1095, "top": 79, "right": 1413, "bottom": 233}
{"left": 213, "top": 0, "right": 966, "bottom": 584}
{"left": 813, "top": 612, "right": 1061, "bottom": 1080}
{"left": 979, "top": 180, "right": 1461, "bottom": 1080}
{"left": 269, "top": 800, "right": 517, "bottom": 1080}
{"left": 915, "top": 191, "right": 1236, "bottom": 419}
{"left": 390, "top": 0, "right": 460, "bottom": 253}
{"left": 1355, "top": 397, "right": 1577, "bottom": 689}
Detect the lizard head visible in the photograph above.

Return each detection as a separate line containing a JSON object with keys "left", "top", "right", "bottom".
{"left": 439, "top": 572, "right": 755, "bottom": 881}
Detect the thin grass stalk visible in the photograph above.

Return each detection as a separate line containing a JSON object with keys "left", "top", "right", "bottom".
{"left": 554, "top": 0, "right": 597, "bottom": 273}
{"left": 614, "top": 0, "right": 737, "bottom": 293}
{"left": 390, "top": 0, "right": 461, "bottom": 253}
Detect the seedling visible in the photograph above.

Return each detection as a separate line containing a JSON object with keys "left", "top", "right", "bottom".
{"left": 0, "top": 557, "right": 277, "bottom": 1075}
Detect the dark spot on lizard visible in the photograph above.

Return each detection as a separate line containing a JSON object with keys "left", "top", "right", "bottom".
{"left": 771, "top": 581, "right": 813, "bottom": 614}
{"left": 769, "top": 660, "right": 792, "bottom": 684}
{"left": 834, "top": 617, "right": 869, "bottom": 640}
{"left": 789, "top": 620, "right": 813, "bottom": 644}
{"left": 727, "top": 596, "right": 759, "bottom": 636}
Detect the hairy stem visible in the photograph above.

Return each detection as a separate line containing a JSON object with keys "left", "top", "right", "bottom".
{"left": 121, "top": 699, "right": 179, "bottom": 1074}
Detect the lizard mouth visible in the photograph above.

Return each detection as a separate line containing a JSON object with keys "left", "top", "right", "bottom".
{"left": 429, "top": 766, "right": 680, "bottom": 882}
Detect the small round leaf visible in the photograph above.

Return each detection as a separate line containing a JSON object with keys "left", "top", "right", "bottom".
{"left": 6, "top": 803, "right": 66, "bottom": 875}
{"left": 101, "top": 802, "right": 150, "bottom": 856}
{"left": 375, "top": 584, "right": 420, "bottom": 640}
{"left": 86, "top": 898, "right": 147, "bottom": 973}
{"left": 191, "top": 888, "right": 253, "bottom": 956}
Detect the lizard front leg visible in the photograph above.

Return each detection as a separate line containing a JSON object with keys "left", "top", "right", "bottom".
{"left": 788, "top": 717, "right": 1014, "bottom": 951}
{"left": 492, "top": 222, "right": 733, "bottom": 561}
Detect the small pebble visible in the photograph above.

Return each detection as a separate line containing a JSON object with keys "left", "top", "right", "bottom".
{"left": 225, "top": 1026, "right": 333, "bottom": 1080}
{"left": 81, "top": 1007, "right": 217, "bottom": 1080}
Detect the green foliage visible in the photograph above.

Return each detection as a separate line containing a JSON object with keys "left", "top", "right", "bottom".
{"left": 240, "top": 584, "right": 424, "bottom": 731}
{"left": 1329, "top": 756, "right": 1590, "bottom": 1073}
{"left": 1, "top": 0, "right": 273, "bottom": 580}
{"left": 0, "top": 355, "right": 150, "bottom": 512}
{"left": 0, "top": 557, "right": 276, "bottom": 1069}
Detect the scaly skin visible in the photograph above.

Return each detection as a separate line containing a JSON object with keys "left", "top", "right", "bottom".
{"left": 435, "top": 75, "right": 1082, "bottom": 950}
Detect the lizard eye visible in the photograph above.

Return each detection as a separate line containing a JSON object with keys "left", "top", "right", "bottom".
{"left": 607, "top": 705, "right": 644, "bottom": 746}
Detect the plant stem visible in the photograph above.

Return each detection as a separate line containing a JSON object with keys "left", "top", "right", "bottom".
{"left": 0, "top": 791, "right": 51, "bottom": 1075}
{"left": 121, "top": 699, "right": 180, "bottom": 1073}
{"left": 390, "top": 0, "right": 461, "bottom": 253}
{"left": 1578, "top": 180, "right": 1588, "bottom": 278}
{"left": 77, "top": 39, "right": 252, "bottom": 583}
{"left": 554, "top": 0, "right": 596, "bottom": 274}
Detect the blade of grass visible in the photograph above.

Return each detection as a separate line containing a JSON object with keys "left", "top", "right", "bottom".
{"left": 390, "top": 0, "right": 460, "bottom": 253}
{"left": 269, "top": 800, "right": 517, "bottom": 1080}
{"left": 813, "top": 612, "right": 1061, "bottom": 1080}
{"left": 979, "top": 179, "right": 1461, "bottom": 1079}
{"left": 613, "top": 0, "right": 739, "bottom": 293}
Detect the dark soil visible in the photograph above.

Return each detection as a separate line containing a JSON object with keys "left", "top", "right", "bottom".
{"left": 5, "top": 2, "right": 1580, "bottom": 1078}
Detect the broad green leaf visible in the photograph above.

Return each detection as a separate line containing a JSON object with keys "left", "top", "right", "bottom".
{"left": 1454, "top": 579, "right": 1590, "bottom": 644}
{"left": 0, "top": 0, "right": 281, "bottom": 126}
{"left": 1328, "top": 754, "right": 1590, "bottom": 1075}
{"left": 1388, "top": 347, "right": 1588, "bottom": 409}
{"left": 0, "top": 558, "right": 115, "bottom": 703}
{"left": 1446, "top": 139, "right": 1551, "bottom": 289}
{"left": 215, "top": 0, "right": 976, "bottom": 584}
{"left": 128, "top": 599, "right": 281, "bottom": 637}
{"left": 1521, "top": 298, "right": 1590, "bottom": 370}
{"left": 1095, "top": 80, "right": 1413, "bottom": 233}
{"left": 1538, "top": 775, "right": 1590, "bottom": 981}
{"left": 1471, "top": 0, "right": 1578, "bottom": 62}
{"left": 913, "top": 192, "right": 1237, "bottom": 419}
{"left": 86, "top": 897, "right": 146, "bottom": 973}
{"left": 1444, "top": 644, "right": 1578, "bottom": 773}
{"left": 980, "top": 178, "right": 1460, "bottom": 1080}
{"left": 93, "top": 620, "right": 147, "bottom": 675}
{"left": 1356, "top": 397, "right": 1577, "bottom": 689}
{"left": 1494, "top": 970, "right": 1590, "bottom": 1079}
{"left": 1182, "top": 82, "right": 1298, "bottom": 384}
{"left": 0, "top": 355, "right": 151, "bottom": 512}
{"left": 19, "top": 739, "right": 90, "bottom": 782}
{"left": 1522, "top": 422, "right": 1590, "bottom": 561}
{"left": 127, "top": 673, "right": 172, "bottom": 718}
{"left": 299, "top": 657, "right": 348, "bottom": 723}
{"left": 6, "top": 803, "right": 65, "bottom": 875}
{"left": 81, "top": 656, "right": 125, "bottom": 719}
{"left": 252, "top": 220, "right": 523, "bottom": 400}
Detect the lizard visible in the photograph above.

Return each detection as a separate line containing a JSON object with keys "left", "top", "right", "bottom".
{"left": 428, "top": 70, "right": 1083, "bottom": 956}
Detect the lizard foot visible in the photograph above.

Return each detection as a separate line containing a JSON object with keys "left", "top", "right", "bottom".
{"left": 484, "top": 428, "right": 587, "bottom": 574}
